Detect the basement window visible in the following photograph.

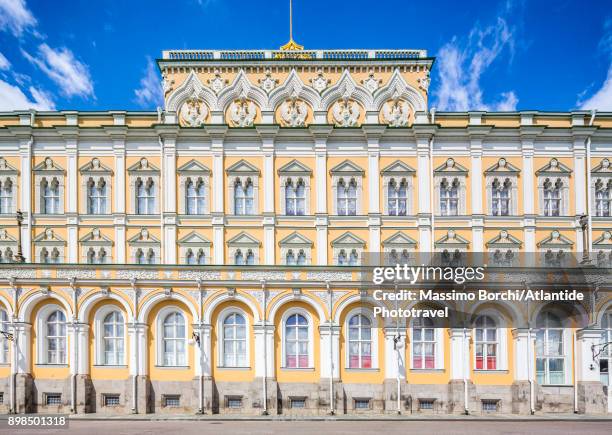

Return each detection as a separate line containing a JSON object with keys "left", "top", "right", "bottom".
{"left": 0, "top": 392, "right": 3, "bottom": 404}
{"left": 103, "top": 394, "right": 120, "bottom": 407}
{"left": 226, "top": 396, "right": 243, "bottom": 409}
{"left": 354, "top": 398, "right": 371, "bottom": 410}
{"left": 45, "top": 393, "right": 62, "bottom": 405}
{"left": 418, "top": 399, "right": 435, "bottom": 410}
{"left": 163, "top": 395, "right": 181, "bottom": 408}
{"left": 482, "top": 399, "right": 500, "bottom": 412}
{"left": 289, "top": 397, "right": 306, "bottom": 409}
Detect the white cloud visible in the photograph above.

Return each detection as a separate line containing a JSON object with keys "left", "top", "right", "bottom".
{"left": 0, "top": 51, "right": 10, "bottom": 70}
{"left": 0, "top": 0, "right": 36, "bottom": 37}
{"left": 579, "top": 19, "right": 612, "bottom": 110}
{"left": 22, "top": 43, "right": 94, "bottom": 98}
{"left": 0, "top": 79, "right": 55, "bottom": 110}
{"left": 134, "top": 57, "right": 162, "bottom": 108}
{"left": 579, "top": 65, "right": 612, "bottom": 110}
{"left": 433, "top": 17, "right": 518, "bottom": 111}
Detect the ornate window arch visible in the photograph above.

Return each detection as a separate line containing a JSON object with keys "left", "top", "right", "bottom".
{"left": 536, "top": 158, "right": 571, "bottom": 217}
{"left": 128, "top": 158, "right": 160, "bottom": 215}
{"left": 94, "top": 306, "right": 126, "bottom": 365}
{"left": 226, "top": 160, "right": 260, "bottom": 215}
{"left": 36, "top": 305, "right": 67, "bottom": 365}
{"left": 592, "top": 159, "right": 612, "bottom": 217}
{"left": 156, "top": 307, "right": 188, "bottom": 367}
{"left": 484, "top": 158, "right": 520, "bottom": 216}
{"left": 80, "top": 157, "right": 112, "bottom": 215}
{"left": 178, "top": 160, "right": 210, "bottom": 215}
{"left": 281, "top": 309, "right": 314, "bottom": 369}
{"left": 278, "top": 160, "right": 312, "bottom": 215}
{"left": 434, "top": 158, "right": 467, "bottom": 216}
{"left": 34, "top": 157, "right": 65, "bottom": 215}
{"left": 217, "top": 308, "right": 249, "bottom": 368}
{"left": 284, "top": 177, "right": 306, "bottom": 216}
{"left": 330, "top": 160, "right": 364, "bottom": 216}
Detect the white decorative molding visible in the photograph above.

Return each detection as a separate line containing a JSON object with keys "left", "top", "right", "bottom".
{"left": 166, "top": 70, "right": 218, "bottom": 113}
{"left": 207, "top": 69, "right": 229, "bottom": 94}
{"left": 226, "top": 159, "right": 260, "bottom": 215}
{"left": 310, "top": 68, "right": 330, "bottom": 93}
{"left": 33, "top": 157, "right": 65, "bottom": 214}
{"left": 434, "top": 229, "right": 470, "bottom": 251}
{"left": 178, "top": 159, "right": 211, "bottom": 215}
{"left": 433, "top": 158, "right": 468, "bottom": 216}
{"left": 279, "top": 231, "right": 313, "bottom": 265}
{"left": 278, "top": 159, "right": 312, "bottom": 215}
{"left": 305, "top": 271, "right": 353, "bottom": 281}
{"left": 0, "top": 157, "right": 18, "bottom": 214}
{"left": 381, "top": 97, "right": 411, "bottom": 127}
{"left": 33, "top": 227, "right": 66, "bottom": 263}
{"left": 127, "top": 157, "right": 160, "bottom": 215}
{"left": 330, "top": 160, "right": 364, "bottom": 216}
{"left": 227, "top": 231, "right": 261, "bottom": 265}
{"left": 484, "top": 158, "right": 520, "bottom": 216}
{"left": 536, "top": 158, "right": 571, "bottom": 217}
{"left": 227, "top": 98, "right": 258, "bottom": 127}
{"left": 116, "top": 269, "right": 158, "bottom": 280}
{"left": 312, "top": 290, "right": 350, "bottom": 308}
{"left": 372, "top": 68, "right": 426, "bottom": 112}
{"left": 258, "top": 69, "right": 279, "bottom": 93}
{"left": 361, "top": 71, "right": 382, "bottom": 93}
{"left": 179, "top": 95, "right": 209, "bottom": 127}
{"left": 177, "top": 231, "right": 211, "bottom": 265}
{"left": 79, "top": 228, "right": 113, "bottom": 263}
{"left": 242, "top": 271, "right": 286, "bottom": 281}
{"left": 331, "top": 231, "right": 366, "bottom": 265}
{"left": 278, "top": 97, "right": 308, "bottom": 127}
{"left": 127, "top": 228, "right": 161, "bottom": 264}
{"left": 381, "top": 160, "right": 415, "bottom": 215}
{"left": 178, "top": 270, "right": 222, "bottom": 280}
{"left": 57, "top": 269, "right": 96, "bottom": 279}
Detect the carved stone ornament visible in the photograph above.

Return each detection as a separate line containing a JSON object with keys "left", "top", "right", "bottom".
{"left": 331, "top": 97, "right": 361, "bottom": 127}
{"left": 361, "top": 71, "right": 382, "bottom": 93}
{"left": 279, "top": 97, "right": 308, "bottom": 127}
{"left": 382, "top": 97, "right": 411, "bottom": 127}
{"left": 179, "top": 96, "right": 208, "bottom": 127}
{"left": 418, "top": 74, "right": 431, "bottom": 92}
{"left": 208, "top": 69, "right": 228, "bottom": 94}
{"left": 228, "top": 98, "right": 257, "bottom": 127}
{"left": 258, "top": 69, "right": 279, "bottom": 93}
{"left": 161, "top": 70, "right": 174, "bottom": 96}
{"left": 310, "top": 69, "right": 330, "bottom": 93}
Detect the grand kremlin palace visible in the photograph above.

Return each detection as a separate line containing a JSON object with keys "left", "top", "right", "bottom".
{"left": 0, "top": 45, "right": 611, "bottom": 416}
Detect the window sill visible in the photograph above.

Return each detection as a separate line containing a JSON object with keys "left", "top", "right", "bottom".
{"left": 93, "top": 364, "right": 128, "bottom": 368}
{"left": 409, "top": 368, "right": 445, "bottom": 373}
{"left": 473, "top": 369, "right": 509, "bottom": 374}
{"left": 344, "top": 367, "right": 379, "bottom": 372}
{"left": 154, "top": 365, "right": 190, "bottom": 369}
{"left": 35, "top": 364, "right": 68, "bottom": 367}
{"left": 280, "top": 367, "right": 315, "bottom": 371}
{"left": 216, "top": 366, "right": 251, "bottom": 370}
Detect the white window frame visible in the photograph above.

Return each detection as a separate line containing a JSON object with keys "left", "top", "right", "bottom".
{"left": 156, "top": 306, "right": 188, "bottom": 367}
{"left": 330, "top": 161, "right": 364, "bottom": 216}
{"left": 283, "top": 177, "right": 307, "bottom": 216}
{"left": 433, "top": 158, "right": 467, "bottom": 216}
{"left": 227, "top": 232, "right": 260, "bottom": 265}
{"left": 178, "top": 231, "right": 211, "bottom": 265}
{"left": 0, "top": 157, "right": 17, "bottom": 215}
{"left": 33, "top": 228, "right": 66, "bottom": 264}
{"left": 382, "top": 231, "right": 417, "bottom": 265}
{"left": 80, "top": 158, "right": 113, "bottom": 215}
{"left": 535, "top": 310, "right": 572, "bottom": 385}
{"left": 36, "top": 304, "right": 67, "bottom": 365}
{"left": 279, "top": 232, "right": 313, "bottom": 266}
{"left": 34, "top": 158, "right": 65, "bottom": 215}
{"left": 381, "top": 160, "right": 415, "bottom": 216}
{"left": 344, "top": 307, "right": 379, "bottom": 369}
{"left": 278, "top": 160, "right": 312, "bottom": 216}
{"left": 409, "top": 317, "right": 444, "bottom": 370}
{"left": 484, "top": 158, "right": 519, "bottom": 216}
{"left": 94, "top": 306, "right": 126, "bottom": 366}
{"left": 128, "top": 229, "right": 161, "bottom": 264}
{"left": 473, "top": 312, "right": 508, "bottom": 371}
{"left": 536, "top": 158, "right": 571, "bottom": 217}
{"left": 0, "top": 309, "right": 9, "bottom": 364}
{"left": 281, "top": 309, "right": 314, "bottom": 369}
{"left": 0, "top": 229, "right": 17, "bottom": 264}
{"left": 128, "top": 158, "right": 160, "bottom": 215}
{"left": 217, "top": 307, "right": 250, "bottom": 368}
{"left": 331, "top": 232, "right": 365, "bottom": 266}
{"left": 178, "top": 160, "right": 210, "bottom": 215}
{"left": 226, "top": 160, "right": 260, "bottom": 215}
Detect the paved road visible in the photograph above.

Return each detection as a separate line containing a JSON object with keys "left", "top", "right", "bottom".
{"left": 1, "top": 420, "right": 611, "bottom": 435}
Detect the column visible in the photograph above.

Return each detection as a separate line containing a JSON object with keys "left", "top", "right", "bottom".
{"left": 65, "top": 136, "right": 79, "bottom": 263}
{"left": 415, "top": 130, "right": 434, "bottom": 251}
{"left": 575, "top": 328, "right": 606, "bottom": 413}
{"left": 319, "top": 324, "right": 340, "bottom": 379}
{"left": 258, "top": 126, "right": 278, "bottom": 265}
{"left": 12, "top": 322, "right": 32, "bottom": 413}
{"left": 383, "top": 327, "right": 406, "bottom": 380}
{"left": 511, "top": 328, "right": 535, "bottom": 414}
{"left": 520, "top": 127, "right": 543, "bottom": 253}
{"left": 310, "top": 126, "right": 332, "bottom": 265}
{"left": 112, "top": 134, "right": 127, "bottom": 263}
{"left": 18, "top": 136, "right": 32, "bottom": 261}
{"left": 572, "top": 135, "right": 588, "bottom": 254}
{"left": 254, "top": 322, "right": 275, "bottom": 378}
{"left": 469, "top": 129, "right": 487, "bottom": 253}
{"left": 160, "top": 132, "right": 178, "bottom": 264}
{"left": 364, "top": 126, "right": 384, "bottom": 254}
{"left": 208, "top": 126, "right": 227, "bottom": 264}
{"left": 448, "top": 328, "right": 471, "bottom": 413}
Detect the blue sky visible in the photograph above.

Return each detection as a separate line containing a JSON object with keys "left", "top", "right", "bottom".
{"left": 1, "top": 0, "right": 611, "bottom": 112}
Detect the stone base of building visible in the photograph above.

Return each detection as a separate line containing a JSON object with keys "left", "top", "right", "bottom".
{"left": 576, "top": 381, "right": 607, "bottom": 414}
{"left": 536, "top": 385, "right": 575, "bottom": 413}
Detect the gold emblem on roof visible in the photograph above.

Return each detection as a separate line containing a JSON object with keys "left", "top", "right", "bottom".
{"left": 276, "top": 0, "right": 311, "bottom": 58}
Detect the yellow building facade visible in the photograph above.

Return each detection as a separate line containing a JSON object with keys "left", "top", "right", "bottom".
{"left": 0, "top": 47, "right": 611, "bottom": 415}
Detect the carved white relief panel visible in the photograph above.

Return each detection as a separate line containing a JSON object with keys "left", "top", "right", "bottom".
{"left": 279, "top": 97, "right": 308, "bottom": 127}
{"left": 179, "top": 96, "right": 209, "bottom": 127}
{"left": 381, "top": 98, "right": 411, "bottom": 127}
{"left": 228, "top": 98, "right": 257, "bottom": 127}
{"left": 331, "top": 98, "right": 361, "bottom": 127}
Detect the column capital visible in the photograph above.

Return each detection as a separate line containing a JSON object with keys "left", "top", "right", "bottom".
{"left": 576, "top": 327, "right": 604, "bottom": 340}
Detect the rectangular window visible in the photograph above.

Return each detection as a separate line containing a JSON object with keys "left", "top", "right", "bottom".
{"left": 103, "top": 394, "right": 120, "bottom": 407}
{"left": 418, "top": 399, "right": 435, "bottom": 410}
{"left": 163, "top": 395, "right": 181, "bottom": 408}
{"left": 289, "top": 397, "right": 306, "bottom": 409}
{"left": 0, "top": 392, "right": 3, "bottom": 404}
{"left": 481, "top": 399, "right": 499, "bottom": 412}
{"left": 0, "top": 178, "right": 13, "bottom": 214}
{"left": 45, "top": 393, "right": 62, "bottom": 405}
{"left": 354, "top": 398, "right": 371, "bottom": 410}
{"left": 226, "top": 396, "right": 242, "bottom": 409}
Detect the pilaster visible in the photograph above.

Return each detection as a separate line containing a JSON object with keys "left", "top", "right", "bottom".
{"left": 319, "top": 323, "right": 340, "bottom": 379}
{"left": 310, "top": 126, "right": 332, "bottom": 265}
{"left": 254, "top": 322, "right": 275, "bottom": 378}
{"left": 414, "top": 126, "right": 435, "bottom": 252}
{"left": 18, "top": 136, "right": 33, "bottom": 261}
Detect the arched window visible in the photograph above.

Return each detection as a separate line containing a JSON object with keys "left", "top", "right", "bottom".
{"left": 234, "top": 249, "right": 254, "bottom": 265}
{"left": 0, "top": 309, "right": 9, "bottom": 364}
{"left": 87, "top": 247, "right": 96, "bottom": 264}
{"left": 296, "top": 249, "right": 306, "bottom": 265}
{"left": 222, "top": 312, "right": 247, "bottom": 367}
{"left": 440, "top": 178, "right": 459, "bottom": 216}
{"left": 135, "top": 248, "right": 145, "bottom": 264}
{"left": 46, "top": 310, "right": 66, "bottom": 364}
{"left": 285, "top": 313, "right": 309, "bottom": 368}
{"left": 348, "top": 314, "right": 372, "bottom": 369}
{"left": 186, "top": 248, "right": 206, "bottom": 265}
{"left": 474, "top": 315, "right": 498, "bottom": 370}
{"left": 42, "top": 177, "right": 60, "bottom": 214}
{"left": 389, "top": 248, "right": 411, "bottom": 265}
{"left": 87, "top": 177, "right": 107, "bottom": 214}
{"left": 595, "top": 179, "right": 612, "bottom": 217}
{"left": 0, "top": 178, "right": 13, "bottom": 214}
{"left": 162, "top": 312, "right": 186, "bottom": 366}
{"left": 186, "top": 177, "right": 206, "bottom": 215}
{"left": 491, "top": 178, "right": 511, "bottom": 216}
{"left": 601, "top": 310, "right": 612, "bottom": 386}
{"left": 536, "top": 311, "right": 565, "bottom": 384}
{"left": 337, "top": 177, "right": 357, "bottom": 216}
{"left": 234, "top": 178, "right": 254, "bottom": 215}
{"left": 136, "top": 177, "right": 155, "bottom": 214}
{"left": 285, "top": 178, "right": 306, "bottom": 216}
{"left": 1, "top": 247, "right": 14, "bottom": 263}
{"left": 543, "top": 178, "right": 562, "bottom": 217}
{"left": 412, "top": 317, "right": 435, "bottom": 369}
{"left": 388, "top": 178, "right": 408, "bottom": 216}
{"left": 286, "top": 249, "right": 296, "bottom": 265}
{"left": 103, "top": 311, "right": 124, "bottom": 365}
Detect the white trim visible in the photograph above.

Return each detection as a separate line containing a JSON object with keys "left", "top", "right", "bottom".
{"left": 343, "top": 307, "right": 379, "bottom": 370}
{"left": 155, "top": 305, "right": 189, "bottom": 367}
{"left": 216, "top": 307, "right": 250, "bottom": 368}
{"left": 36, "top": 304, "right": 68, "bottom": 365}
{"left": 280, "top": 308, "right": 314, "bottom": 369}
{"left": 93, "top": 306, "right": 127, "bottom": 366}
{"left": 472, "top": 311, "right": 508, "bottom": 371}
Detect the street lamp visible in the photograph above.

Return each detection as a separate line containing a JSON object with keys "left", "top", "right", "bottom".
{"left": 15, "top": 210, "right": 25, "bottom": 263}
